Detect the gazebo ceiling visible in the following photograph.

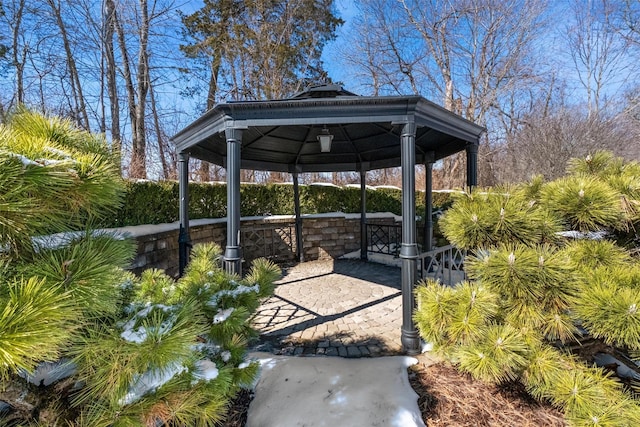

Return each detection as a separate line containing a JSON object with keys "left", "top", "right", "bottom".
{"left": 171, "top": 85, "right": 485, "bottom": 173}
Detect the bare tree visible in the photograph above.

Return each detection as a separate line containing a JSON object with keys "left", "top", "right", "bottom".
{"left": 102, "top": 0, "right": 121, "bottom": 159}
{"left": 46, "top": 0, "right": 90, "bottom": 129}
{"left": 342, "top": 0, "right": 548, "bottom": 188}
{"left": 500, "top": 92, "right": 638, "bottom": 183}
{"left": 565, "top": 0, "right": 633, "bottom": 118}
{"left": 3, "top": 0, "right": 27, "bottom": 107}
{"left": 132, "top": 0, "right": 150, "bottom": 178}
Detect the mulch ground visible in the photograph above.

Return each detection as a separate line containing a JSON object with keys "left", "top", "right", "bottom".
{"left": 222, "top": 353, "right": 566, "bottom": 427}
{"left": 408, "top": 354, "right": 566, "bottom": 426}
{"left": 223, "top": 389, "right": 254, "bottom": 427}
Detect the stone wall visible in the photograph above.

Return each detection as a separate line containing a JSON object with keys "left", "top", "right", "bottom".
{"left": 111, "top": 212, "right": 401, "bottom": 277}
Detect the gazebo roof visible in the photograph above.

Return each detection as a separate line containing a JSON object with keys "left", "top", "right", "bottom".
{"left": 171, "top": 85, "right": 485, "bottom": 173}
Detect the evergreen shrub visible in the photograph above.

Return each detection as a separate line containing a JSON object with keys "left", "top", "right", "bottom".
{"left": 415, "top": 151, "right": 640, "bottom": 426}
{"left": 0, "top": 111, "right": 281, "bottom": 425}
{"left": 103, "top": 181, "right": 453, "bottom": 228}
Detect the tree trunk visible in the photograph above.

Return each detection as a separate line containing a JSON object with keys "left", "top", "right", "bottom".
{"left": 131, "top": 0, "right": 150, "bottom": 179}
{"left": 47, "top": 0, "right": 90, "bottom": 130}
{"left": 113, "top": 0, "right": 141, "bottom": 177}
{"left": 149, "top": 81, "right": 173, "bottom": 179}
{"left": 199, "top": 55, "right": 223, "bottom": 181}
{"left": 11, "top": 0, "right": 26, "bottom": 105}
{"left": 103, "top": 0, "right": 121, "bottom": 167}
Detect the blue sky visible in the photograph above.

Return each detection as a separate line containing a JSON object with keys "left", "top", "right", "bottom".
{"left": 322, "top": 0, "right": 359, "bottom": 89}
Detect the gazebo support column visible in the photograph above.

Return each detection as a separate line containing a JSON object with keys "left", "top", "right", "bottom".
{"left": 360, "top": 169, "right": 367, "bottom": 260}
{"left": 466, "top": 142, "right": 479, "bottom": 188}
{"left": 292, "top": 172, "right": 304, "bottom": 262}
{"left": 224, "top": 127, "right": 243, "bottom": 274}
{"left": 178, "top": 152, "right": 191, "bottom": 276}
{"left": 399, "top": 121, "right": 420, "bottom": 355}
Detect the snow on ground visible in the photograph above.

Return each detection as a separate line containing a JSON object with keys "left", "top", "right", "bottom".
{"left": 246, "top": 352, "right": 426, "bottom": 427}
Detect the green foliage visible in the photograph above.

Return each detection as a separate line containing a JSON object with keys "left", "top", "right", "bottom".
{"left": 567, "top": 151, "right": 623, "bottom": 177}
{"left": 415, "top": 151, "right": 640, "bottom": 426}
{"left": 521, "top": 344, "right": 571, "bottom": 400}
{"left": 116, "top": 180, "right": 180, "bottom": 225}
{"left": 541, "top": 175, "right": 622, "bottom": 232}
{"left": 414, "top": 280, "right": 498, "bottom": 349}
{"left": 0, "top": 111, "right": 125, "bottom": 257}
{"left": 414, "top": 280, "right": 459, "bottom": 346}
{"left": 136, "top": 268, "right": 177, "bottom": 303}
{"left": 455, "top": 324, "right": 530, "bottom": 383}
{"left": 0, "top": 277, "right": 76, "bottom": 378}
{"left": 439, "top": 188, "right": 559, "bottom": 249}
{"left": 23, "top": 233, "right": 135, "bottom": 317}
{"left": 567, "top": 151, "right": 640, "bottom": 233}
{"left": 467, "top": 244, "right": 579, "bottom": 341}
{"left": 0, "top": 155, "right": 69, "bottom": 252}
{"left": 245, "top": 257, "right": 282, "bottom": 298}
{"left": 574, "top": 272, "right": 640, "bottom": 349}
{"left": 0, "top": 111, "right": 128, "bottom": 384}
{"left": 73, "top": 303, "right": 207, "bottom": 409}
{"left": 2, "top": 110, "right": 123, "bottom": 223}
{"left": 551, "top": 368, "right": 624, "bottom": 422}
{"left": 563, "top": 240, "right": 631, "bottom": 271}
{"left": 523, "top": 347, "right": 640, "bottom": 427}
{"left": 241, "top": 183, "right": 294, "bottom": 216}
{"left": 181, "top": 0, "right": 343, "bottom": 100}
{"left": 72, "top": 243, "right": 280, "bottom": 425}
{"left": 102, "top": 180, "right": 451, "bottom": 228}
{"left": 0, "top": 112, "right": 279, "bottom": 425}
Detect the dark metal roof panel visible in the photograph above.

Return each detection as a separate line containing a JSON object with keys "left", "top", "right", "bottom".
{"left": 171, "top": 92, "right": 485, "bottom": 173}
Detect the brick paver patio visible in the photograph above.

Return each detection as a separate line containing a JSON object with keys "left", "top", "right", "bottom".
{"left": 251, "top": 259, "right": 404, "bottom": 357}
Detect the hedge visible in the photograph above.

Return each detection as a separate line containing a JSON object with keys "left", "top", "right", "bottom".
{"left": 101, "top": 181, "right": 453, "bottom": 228}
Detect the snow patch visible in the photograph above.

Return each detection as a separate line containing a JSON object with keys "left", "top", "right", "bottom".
{"left": 207, "top": 284, "right": 260, "bottom": 308}
{"left": 30, "top": 229, "right": 128, "bottom": 252}
{"left": 421, "top": 341, "right": 434, "bottom": 353}
{"left": 39, "top": 158, "right": 66, "bottom": 166}
{"left": 392, "top": 407, "right": 425, "bottom": 427}
{"left": 120, "top": 304, "right": 175, "bottom": 343}
{"left": 18, "top": 359, "right": 77, "bottom": 386}
{"left": 257, "top": 357, "right": 278, "bottom": 371}
{"left": 213, "top": 307, "right": 235, "bottom": 324}
{"left": 192, "top": 359, "right": 219, "bottom": 382}
{"left": 192, "top": 341, "right": 222, "bottom": 355}
{"left": 556, "top": 230, "right": 609, "bottom": 240}
{"left": 7, "top": 152, "right": 40, "bottom": 166}
{"left": 119, "top": 362, "right": 186, "bottom": 406}
{"left": 44, "top": 146, "right": 73, "bottom": 159}
{"left": 246, "top": 353, "right": 425, "bottom": 427}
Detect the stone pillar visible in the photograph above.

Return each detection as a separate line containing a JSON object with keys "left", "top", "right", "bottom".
{"left": 399, "top": 121, "right": 420, "bottom": 355}
{"left": 178, "top": 152, "right": 191, "bottom": 276}
{"left": 223, "top": 127, "right": 243, "bottom": 275}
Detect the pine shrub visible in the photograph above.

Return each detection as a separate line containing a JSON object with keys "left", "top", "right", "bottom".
{"left": 0, "top": 111, "right": 280, "bottom": 425}
{"left": 415, "top": 151, "right": 640, "bottom": 426}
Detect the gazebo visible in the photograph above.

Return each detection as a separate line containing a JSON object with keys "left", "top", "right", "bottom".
{"left": 171, "top": 85, "right": 485, "bottom": 354}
